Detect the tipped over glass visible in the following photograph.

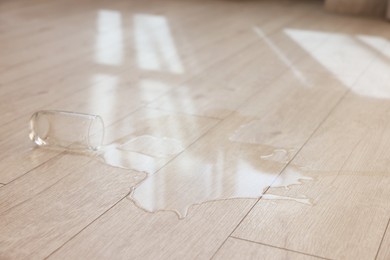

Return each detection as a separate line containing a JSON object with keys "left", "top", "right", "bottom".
{"left": 29, "top": 110, "right": 104, "bottom": 151}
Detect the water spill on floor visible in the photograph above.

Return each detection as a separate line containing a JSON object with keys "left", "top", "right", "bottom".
{"left": 260, "top": 148, "right": 295, "bottom": 164}
{"left": 129, "top": 164, "right": 313, "bottom": 218}
{"left": 30, "top": 111, "right": 316, "bottom": 219}
{"left": 95, "top": 135, "right": 184, "bottom": 173}
{"left": 98, "top": 143, "right": 159, "bottom": 173}
{"left": 117, "top": 135, "right": 184, "bottom": 157}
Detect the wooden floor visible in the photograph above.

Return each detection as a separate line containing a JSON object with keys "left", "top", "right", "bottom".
{"left": 2, "top": 0, "right": 390, "bottom": 259}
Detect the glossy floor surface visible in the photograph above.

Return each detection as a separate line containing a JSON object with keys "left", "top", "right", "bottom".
{"left": 1, "top": 0, "right": 390, "bottom": 259}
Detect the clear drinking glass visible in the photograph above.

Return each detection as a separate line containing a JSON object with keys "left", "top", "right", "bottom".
{"left": 29, "top": 110, "right": 104, "bottom": 150}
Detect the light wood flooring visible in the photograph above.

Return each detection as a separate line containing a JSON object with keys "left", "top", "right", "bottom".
{"left": 1, "top": 0, "right": 390, "bottom": 259}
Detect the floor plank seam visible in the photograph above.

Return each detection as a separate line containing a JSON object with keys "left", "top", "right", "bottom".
{"left": 43, "top": 191, "right": 132, "bottom": 260}
{"left": 2, "top": 150, "right": 65, "bottom": 186}
{"left": 374, "top": 217, "right": 390, "bottom": 260}
{"left": 330, "top": 130, "right": 368, "bottom": 185}
{"left": 229, "top": 236, "right": 334, "bottom": 260}
{"left": 209, "top": 199, "right": 261, "bottom": 260}
{"left": 0, "top": 154, "right": 91, "bottom": 215}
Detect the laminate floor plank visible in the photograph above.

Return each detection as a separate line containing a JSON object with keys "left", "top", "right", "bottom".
{"left": 214, "top": 237, "right": 324, "bottom": 260}
{"left": 377, "top": 218, "right": 390, "bottom": 260}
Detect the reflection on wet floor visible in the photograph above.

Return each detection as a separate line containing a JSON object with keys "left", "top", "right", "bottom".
{"left": 97, "top": 142, "right": 313, "bottom": 218}
{"left": 30, "top": 108, "right": 316, "bottom": 218}
{"left": 98, "top": 135, "right": 184, "bottom": 173}
{"left": 118, "top": 135, "right": 184, "bottom": 157}
{"left": 129, "top": 163, "right": 313, "bottom": 218}
{"left": 260, "top": 149, "right": 295, "bottom": 164}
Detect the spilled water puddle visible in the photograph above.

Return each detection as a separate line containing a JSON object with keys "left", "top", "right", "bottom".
{"left": 97, "top": 139, "right": 312, "bottom": 218}
{"left": 97, "top": 135, "right": 184, "bottom": 173}
{"left": 116, "top": 135, "right": 184, "bottom": 158}
{"left": 129, "top": 164, "right": 313, "bottom": 218}
{"left": 260, "top": 149, "right": 296, "bottom": 164}
{"left": 29, "top": 110, "right": 314, "bottom": 218}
